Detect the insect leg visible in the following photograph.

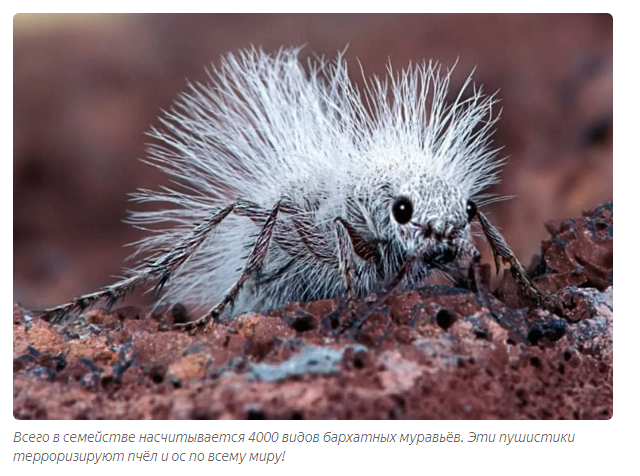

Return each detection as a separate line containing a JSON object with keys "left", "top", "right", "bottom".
{"left": 333, "top": 218, "right": 360, "bottom": 320}
{"left": 345, "top": 254, "right": 418, "bottom": 332}
{"left": 476, "top": 211, "right": 549, "bottom": 305}
{"left": 172, "top": 201, "right": 281, "bottom": 332}
{"left": 40, "top": 203, "right": 238, "bottom": 323}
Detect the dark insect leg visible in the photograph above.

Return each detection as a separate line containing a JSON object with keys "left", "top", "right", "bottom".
{"left": 172, "top": 202, "right": 281, "bottom": 333}
{"left": 345, "top": 254, "right": 418, "bottom": 332}
{"left": 464, "top": 256, "right": 490, "bottom": 306}
{"left": 40, "top": 203, "right": 237, "bottom": 323}
{"left": 333, "top": 218, "right": 360, "bottom": 320}
{"left": 476, "top": 211, "right": 550, "bottom": 306}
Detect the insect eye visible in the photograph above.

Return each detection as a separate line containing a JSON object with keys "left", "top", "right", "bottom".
{"left": 392, "top": 196, "right": 414, "bottom": 224}
{"left": 466, "top": 199, "right": 477, "bottom": 222}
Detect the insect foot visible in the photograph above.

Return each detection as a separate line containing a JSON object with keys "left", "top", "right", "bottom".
{"left": 475, "top": 211, "right": 560, "bottom": 313}
{"left": 170, "top": 313, "right": 216, "bottom": 334}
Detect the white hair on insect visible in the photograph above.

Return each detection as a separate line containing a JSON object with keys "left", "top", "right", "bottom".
{"left": 107, "top": 46, "right": 505, "bottom": 318}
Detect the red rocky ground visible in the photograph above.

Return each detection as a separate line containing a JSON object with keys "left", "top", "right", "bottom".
{"left": 13, "top": 202, "right": 613, "bottom": 419}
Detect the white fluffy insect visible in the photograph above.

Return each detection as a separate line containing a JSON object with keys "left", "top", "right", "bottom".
{"left": 44, "top": 46, "right": 544, "bottom": 331}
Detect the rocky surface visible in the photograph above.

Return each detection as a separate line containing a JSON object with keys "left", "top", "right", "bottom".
{"left": 13, "top": 202, "right": 613, "bottom": 419}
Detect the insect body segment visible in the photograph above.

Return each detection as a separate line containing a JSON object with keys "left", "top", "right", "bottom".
{"left": 41, "top": 47, "right": 545, "bottom": 330}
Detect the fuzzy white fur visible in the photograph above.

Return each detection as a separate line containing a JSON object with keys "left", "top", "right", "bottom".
{"left": 124, "top": 47, "right": 504, "bottom": 316}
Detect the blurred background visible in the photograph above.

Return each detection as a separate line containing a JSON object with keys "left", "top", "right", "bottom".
{"left": 13, "top": 13, "right": 612, "bottom": 310}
